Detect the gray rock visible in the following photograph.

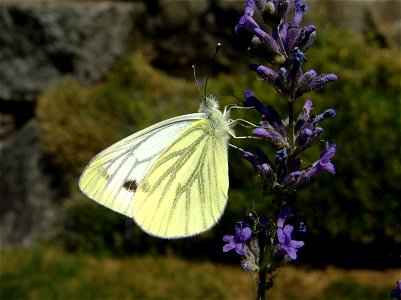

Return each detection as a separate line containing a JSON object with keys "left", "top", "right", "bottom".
{"left": 0, "top": 1, "right": 146, "bottom": 248}
{"left": 0, "top": 2, "right": 145, "bottom": 102}
{"left": 0, "top": 119, "right": 64, "bottom": 248}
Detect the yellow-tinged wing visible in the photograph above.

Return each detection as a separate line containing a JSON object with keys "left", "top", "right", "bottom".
{"left": 133, "top": 118, "right": 229, "bottom": 238}
{"left": 78, "top": 113, "right": 205, "bottom": 216}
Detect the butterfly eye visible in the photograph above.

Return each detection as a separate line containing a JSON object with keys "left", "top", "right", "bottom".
{"left": 123, "top": 180, "right": 138, "bottom": 192}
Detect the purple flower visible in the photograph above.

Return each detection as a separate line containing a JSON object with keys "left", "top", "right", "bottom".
{"left": 315, "top": 109, "right": 336, "bottom": 123}
{"left": 296, "top": 99, "right": 313, "bottom": 124}
{"left": 294, "top": 0, "right": 308, "bottom": 25}
{"left": 295, "top": 103, "right": 336, "bottom": 151}
{"left": 242, "top": 150, "right": 277, "bottom": 186}
{"left": 295, "top": 220, "right": 307, "bottom": 233}
{"left": 235, "top": 0, "right": 258, "bottom": 36}
{"left": 284, "top": 141, "right": 336, "bottom": 189}
{"left": 391, "top": 281, "right": 401, "bottom": 300}
{"left": 240, "top": 251, "right": 259, "bottom": 272}
{"left": 250, "top": 64, "right": 279, "bottom": 86}
{"left": 236, "top": 0, "right": 285, "bottom": 64}
{"left": 244, "top": 90, "right": 269, "bottom": 115}
{"left": 278, "top": 67, "right": 292, "bottom": 90}
{"left": 296, "top": 71, "right": 338, "bottom": 97}
{"left": 279, "top": 23, "right": 316, "bottom": 55}
{"left": 256, "top": 0, "right": 289, "bottom": 28}
{"left": 240, "top": 237, "right": 260, "bottom": 272}
{"left": 277, "top": 224, "right": 305, "bottom": 259}
{"left": 309, "top": 141, "right": 336, "bottom": 175}
{"left": 292, "top": 47, "right": 307, "bottom": 65}
{"left": 277, "top": 206, "right": 292, "bottom": 228}
{"left": 275, "top": 148, "right": 288, "bottom": 182}
{"left": 223, "top": 222, "right": 252, "bottom": 255}
{"left": 263, "top": 105, "right": 286, "bottom": 136}
{"left": 244, "top": 91, "right": 288, "bottom": 147}
{"left": 296, "top": 70, "right": 317, "bottom": 93}
{"left": 295, "top": 127, "right": 323, "bottom": 149}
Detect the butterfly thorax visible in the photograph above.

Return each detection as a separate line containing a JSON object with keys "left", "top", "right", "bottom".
{"left": 199, "top": 95, "right": 234, "bottom": 140}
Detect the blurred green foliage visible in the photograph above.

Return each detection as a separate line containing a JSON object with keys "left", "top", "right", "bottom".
{"left": 37, "top": 52, "right": 197, "bottom": 180}
{"left": 37, "top": 25, "right": 400, "bottom": 266}
{"left": 1, "top": 246, "right": 397, "bottom": 299}
{"left": 294, "top": 27, "right": 401, "bottom": 245}
{"left": 320, "top": 280, "right": 389, "bottom": 300}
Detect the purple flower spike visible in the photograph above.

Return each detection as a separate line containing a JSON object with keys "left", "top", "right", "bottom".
{"left": 277, "top": 224, "right": 305, "bottom": 259}
{"left": 223, "top": 222, "right": 252, "bottom": 256}
{"left": 391, "top": 280, "right": 401, "bottom": 300}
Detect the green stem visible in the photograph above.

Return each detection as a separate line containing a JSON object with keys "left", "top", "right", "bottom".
{"left": 256, "top": 225, "right": 267, "bottom": 300}
{"left": 274, "top": 26, "right": 287, "bottom": 59}
{"left": 257, "top": 266, "right": 267, "bottom": 300}
{"left": 287, "top": 100, "right": 294, "bottom": 147}
{"left": 256, "top": 228, "right": 274, "bottom": 300}
{"left": 256, "top": 249, "right": 267, "bottom": 300}
{"left": 287, "top": 99, "right": 296, "bottom": 173}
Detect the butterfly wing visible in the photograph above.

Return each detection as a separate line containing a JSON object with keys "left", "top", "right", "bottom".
{"left": 79, "top": 113, "right": 205, "bottom": 217}
{"left": 133, "top": 118, "right": 229, "bottom": 238}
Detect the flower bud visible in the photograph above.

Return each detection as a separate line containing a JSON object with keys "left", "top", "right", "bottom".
{"left": 248, "top": 36, "right": 285, "bottom": 65}
{"left": 259, "top": 0, "right": 289, "bottom": 28}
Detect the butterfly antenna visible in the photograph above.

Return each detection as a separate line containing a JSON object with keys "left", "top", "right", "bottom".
{"left": 192, "top": 65, "right": 201, "bottom": 95}
{"left": 204, "top": 42, "right": 221, "bottom": 97}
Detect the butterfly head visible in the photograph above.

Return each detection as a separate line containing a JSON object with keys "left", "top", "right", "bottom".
{"left": 199, "top": 95, "right": 220, "bottom": 113}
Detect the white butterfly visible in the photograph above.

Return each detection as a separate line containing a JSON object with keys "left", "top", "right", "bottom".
{"left": 79, "top": 95, "right": 235, "bottom": 238}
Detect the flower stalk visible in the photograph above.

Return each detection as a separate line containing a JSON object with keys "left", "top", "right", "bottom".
{"left": 223, "top": 0, "right": 338, "bottom": 298}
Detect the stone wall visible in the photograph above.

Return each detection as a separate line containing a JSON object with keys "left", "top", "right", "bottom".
{"left": 0, "top": 2, "right": 146, "bottom": 247}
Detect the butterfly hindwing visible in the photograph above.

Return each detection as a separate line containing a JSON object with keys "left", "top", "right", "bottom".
{"left": 132, "top": 118, "right": 229, "bottom": 238}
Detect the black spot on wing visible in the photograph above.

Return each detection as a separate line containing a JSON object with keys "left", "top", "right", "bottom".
{"left": 123, "top": 180, "right": 138, "bottom": 192}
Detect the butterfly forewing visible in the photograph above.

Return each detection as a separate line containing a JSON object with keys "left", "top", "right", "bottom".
{"left": 78, "top": 113, "right": 205, "bottom": 216}
{"left": 133, "top": 118, "right": 229, "bottom": 238}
